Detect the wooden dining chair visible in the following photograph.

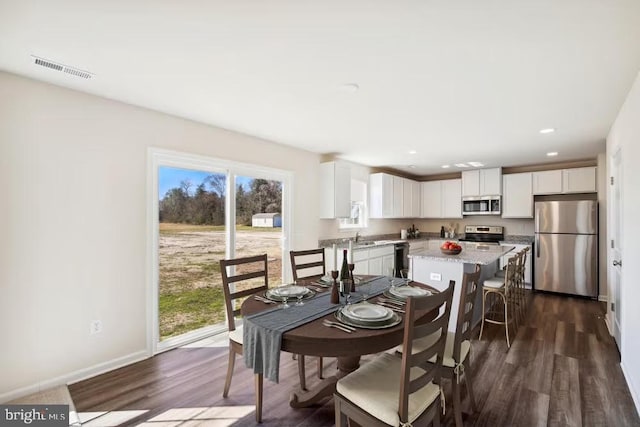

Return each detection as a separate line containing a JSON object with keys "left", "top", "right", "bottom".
{"left": 290, "top": 248, "right": 326, "bottom": 281}
{"left": 289, "top": 249, "right": 326, "bottom": 381}
{"left": 219, "top": 254, "right": 269, "bottom": 423}
{"left": 334, "top": 281, "right": 454, "bottom": 427}
{"left": 394, "top": 265, "right": 481, "bottom": 427}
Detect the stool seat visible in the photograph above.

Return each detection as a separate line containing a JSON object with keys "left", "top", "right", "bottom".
{"left": 483, "top": 277, "right": 505, "bottom": 289}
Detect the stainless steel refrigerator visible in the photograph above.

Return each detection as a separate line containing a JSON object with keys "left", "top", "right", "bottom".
{"left": 534, "top": 200, "right": 598, "bottom": 297}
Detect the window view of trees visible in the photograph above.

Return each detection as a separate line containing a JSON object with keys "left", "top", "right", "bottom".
{"left": 157, "top": 166, "right": 283, "bottom": 342}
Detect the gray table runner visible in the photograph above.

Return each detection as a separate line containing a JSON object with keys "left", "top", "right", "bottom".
{"left": 243, "top": 276, "right": 393, "bottom": 383}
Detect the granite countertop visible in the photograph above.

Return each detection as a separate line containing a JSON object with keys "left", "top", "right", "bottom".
{"left": 319, "top": 234, "right": 534, "bottom": 249}
{"left": 409, "top": 244, "right": 516, "bottom": 265}
{"left": 501, "top": 235, "right": 535, "bottom": 244}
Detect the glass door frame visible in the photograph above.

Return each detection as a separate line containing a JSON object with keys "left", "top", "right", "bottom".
{"left": 147, "top": 148, "right": 293, "bottom": 355}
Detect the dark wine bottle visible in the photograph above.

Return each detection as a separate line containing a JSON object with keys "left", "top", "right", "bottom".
{"left": 339, "top": 249, "right": 351, "bottom": 297}
{"left": 440, "top": 226, "right": 445, "bottom": 238}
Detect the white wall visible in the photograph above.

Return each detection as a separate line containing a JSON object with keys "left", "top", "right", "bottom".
{"left": 606, "top": 70, "right": 640, "bottom": 410}
{"left": 0, "top": 72, "right": 320, "bottom": 400}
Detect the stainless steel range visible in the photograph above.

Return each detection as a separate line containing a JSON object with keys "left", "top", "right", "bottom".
{"left": 458, "top": 225, "right": 504, "bottom": 245}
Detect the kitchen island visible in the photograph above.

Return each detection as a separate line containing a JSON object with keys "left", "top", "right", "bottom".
{"left": 409, "top": 243, "right": 516, "bottom": 332}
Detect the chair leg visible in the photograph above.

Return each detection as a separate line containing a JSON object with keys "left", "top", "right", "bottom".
{"left": 317, "top": 357, "right": 324, "bottom": 379}
{"left": 452, "top": 377, "right": 463, "bottom": 427}
{"left": 479, "top": 290, "right": 486, "bottom": 341}
{"left": 503, "top": 294, "right": 511, "bottom": 348}
{"left": 464, "top": 369, "right": 478, "bottom": 413}
{"left": 255, "top": 373, "right": 263, "bottom": 423}
{"left": 223, "top": 349, "right": 235, "bottom": 398}
{"left": 334, "top": 396, "right": 348, "bottom": 427}
{"left": 433, "top": 405, "right": 441, "bottom": 427}
{"left": 297, "top": 355, "right": 307, "bottom": 391}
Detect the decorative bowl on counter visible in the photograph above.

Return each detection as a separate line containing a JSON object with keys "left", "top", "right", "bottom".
{"left": 440, "top": 241, "right": 462, "bottom": 255}
{"left": 441, "top": 248, "right": 462, "bottom": 255}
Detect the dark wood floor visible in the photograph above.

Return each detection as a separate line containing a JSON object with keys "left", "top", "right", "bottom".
{"left": 70, "top": 293, "right": 640, "bottom": 426}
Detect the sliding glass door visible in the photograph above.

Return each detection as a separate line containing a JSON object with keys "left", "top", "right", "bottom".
{"left": 150, "top": 150, "right": 290, "bottom": 352}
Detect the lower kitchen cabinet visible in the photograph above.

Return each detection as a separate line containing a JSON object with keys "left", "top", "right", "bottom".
{"left": 324, "top": 244, "right": 394, "bottom": 276}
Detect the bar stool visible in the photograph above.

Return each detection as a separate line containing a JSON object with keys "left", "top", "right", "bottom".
{"left": 479, "top": 256, "right": 518, "bottom": 348}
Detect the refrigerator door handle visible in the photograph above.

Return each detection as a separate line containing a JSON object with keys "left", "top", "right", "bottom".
{"left": 535, "top": 206, "right": 540, "bottom": 233}
{"left": 535, "top": 234, "right": 540, "bottom": 258}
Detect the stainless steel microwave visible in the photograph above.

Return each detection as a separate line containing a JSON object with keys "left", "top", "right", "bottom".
{"left": 462, "top": 196, "right": 501, "bottom": 215}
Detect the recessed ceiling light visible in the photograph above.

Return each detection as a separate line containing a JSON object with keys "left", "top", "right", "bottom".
{"left": 339, "top": 83, "right": 359, "bottom": 93}
{"left": 539, "top": 128, "right": 556, "bottom": 134}
{"left": 454, "top": 163, "right": 469, "bottom": 168}
{"left": 468, "top": 162, "right": 484, "bottom": 167}
{"left": 547, "top": 152, "right": 559, "bottom": 157}
{"left": 441, "top": 165, "right": 451, "bottom": 169}
{"left": 408, "top": 150, "right": 417, "bottom": 155}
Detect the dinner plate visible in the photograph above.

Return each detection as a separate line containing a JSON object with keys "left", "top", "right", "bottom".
{"left": 319, "top": 275, "right": 333, "bottom": 284}
{"left": 265, "top": 287, "right": 315, "bottom": 302}
{"left": 342, "top": 303, "right": 394, "bottom": 322}
{"left": 334, "top": 310, "right": 402, "bottom": 329}
{"left": 271, "top": 285, "right": 308, "bottom": 297}
{"left": 388, "top": 286, "right": 432, "bottom": 299}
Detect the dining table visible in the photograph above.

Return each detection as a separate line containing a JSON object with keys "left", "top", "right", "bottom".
{"left": 240, "top": 276, "right": 438, "bottom": 408}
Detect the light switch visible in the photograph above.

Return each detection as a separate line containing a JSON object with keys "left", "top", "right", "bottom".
{"left": 430, "top": 273, "right": 442, "bottom": 281}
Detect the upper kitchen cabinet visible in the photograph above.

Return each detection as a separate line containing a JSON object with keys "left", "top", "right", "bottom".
{"left": 562, "top": 167, "right": 597, "bottom": 193}
{"left": 502, "top": 172, "right": 533, "bottom": 218}
{"left": 461, "top": 168, "right": 502, "bottom": 196}
{"left": 370, "top": 173, "right": 421, "bottom": 218}
{"left": 532, "top": 167, "right": 596, "bottom": 195}
{"left": 370, "top": 173, "right": 395, "bottom": 218}
{"left": 421, "top": 179, "right": 462, "bottom": 218}
{"left": 403, "top": 179, "right": 421, "bottom": 218}
{"left": 319, "top": 161, "right": 350, "bottom": 218}
{"left": 532, "top": 170, "right": 562, "bottom": 194}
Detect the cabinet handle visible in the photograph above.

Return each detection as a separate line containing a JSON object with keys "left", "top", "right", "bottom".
{"left": 613, "top": 260, "right": 622, "bottom": 267}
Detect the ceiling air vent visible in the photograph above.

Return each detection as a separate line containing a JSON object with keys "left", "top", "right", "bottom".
{"left": 31, "top": 55, "right": 94, "bottom": 79}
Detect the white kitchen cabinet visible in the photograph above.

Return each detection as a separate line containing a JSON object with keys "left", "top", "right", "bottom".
{"left": 369, "top": 173, "right": 394, "bottom": 218}
{"left": 442, "top": 179, "right": 463, "bottom": 218}
{"left": 499, "top": 243, "right": 533, "bottom": 287}
{"left": 502, "top": 172, "right": 533, "bottom": 218}
{"left": 392, "top": 176, "right": 404, "bottom": 217}
{"left": 421, "top": 179, "right": 462, "bottom": 219}
{"left": 408, "top": 240, "right": 427, "bottom": 254}
{"left": 532, "top": 167, "right": 597, "bottom": 195}
{"left": 401, "top": 178, "right": 422, "bottom": 218}
{"left": 562, "top": 167, "right": 596, "bottom": 193}
{"left": 325, "top": 244, "right": 394, "bottom": 277}
{"left": 370, "top": 173, "right": 421, "bottom": 218}
{"left": 421, "top": 181, "right": 442, "bottom": 218}
{"left": 532, "top": 170, "right": 563, "bottom": 195}
{"left": 462, "top": 168, "right": 502, "bottom": 196}
{"left": 319, "top": 161, "right": 350, "bottom": 218}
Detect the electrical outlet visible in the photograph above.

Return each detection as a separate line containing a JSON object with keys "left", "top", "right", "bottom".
{"left": 90, "top": 320, "right": 102, "bottom": 335}
{"left": 430, "top": 273, "right": 442, "bottom": 281}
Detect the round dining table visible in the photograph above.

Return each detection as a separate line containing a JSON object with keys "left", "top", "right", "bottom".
{"left": 240, "top": 279, "right": 437, "bottom": 408}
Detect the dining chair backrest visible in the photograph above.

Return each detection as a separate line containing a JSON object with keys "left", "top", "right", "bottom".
{"left": 398, "top": 280, "right": 454, "bottom": 424}
{"left": 452, "top": 264, "right": 482, "bottom": 364}
{"left": 290, "top": 249, "right": 326, "bottom": 281}
{"left": 219, "top": 254, "right": 269, "bottom": 331}
{"left": 519, "top": 247, "right": 529, "bottom": 281}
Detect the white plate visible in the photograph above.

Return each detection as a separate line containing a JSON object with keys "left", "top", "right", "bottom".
{"left": 342, "top": 303, "right": 393, "bottom": 321}
{"left": 319, "top": 275, "right": 333, "bottom": 283}
{"left": 389, "top": 286, "right": 431, "bottom": 299}
{"left": 271, "top": 285, "right": 309, "bottom": 297}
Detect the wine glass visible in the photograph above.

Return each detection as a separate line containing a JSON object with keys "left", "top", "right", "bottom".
{"left": 340, "top": 280, "right": 352, "bottom": 305}
{"left": 281, "top": 295, "right": 290, "bottom": 309}
{"left": 295, "top": 281, "right": 305, "bottom": 306}
{"left": 387, "top": 267, "right": 396, "bottom": 290}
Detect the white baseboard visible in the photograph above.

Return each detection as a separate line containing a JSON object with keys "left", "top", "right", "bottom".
{"left": 598, "top": 295, "right": 608, "bottom": 302}
{"left": 604, "top": 316, "right": 613, "bottom": 335}
{"left": 0, "top": 350, "right": 148, "bottom": 404}
{"left": 621, "top": 362, "right": 640, "bottom": 416}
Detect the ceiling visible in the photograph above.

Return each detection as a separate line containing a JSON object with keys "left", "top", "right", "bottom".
{"left": 1, "top": 1, "right": 639, "bottom": 175}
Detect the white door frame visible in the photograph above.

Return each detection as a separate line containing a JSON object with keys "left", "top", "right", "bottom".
{"left": 608, "top": 145, "right": 623, "bottom": 348}
{"left": 147, "top": 148, "right": 293, "bottom": 355}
